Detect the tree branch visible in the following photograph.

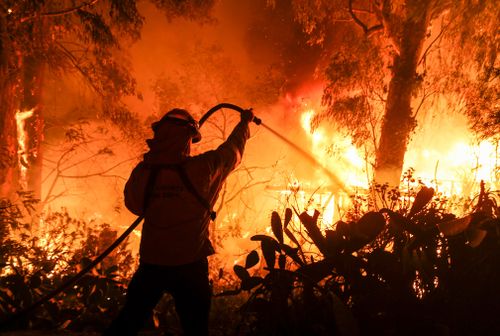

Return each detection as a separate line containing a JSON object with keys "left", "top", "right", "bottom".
{"left": 418, "top": 18, "right": 450, "bottom": 66}
{"left": 20, "top": 0, "right": 100, "bottom": 23}
{"left": 348, "top": 0, "right": 383, "bottom": 36}
{"left": 43, "top": 0, "right": 100, "bottom": 17}
{"left": 371, "top": 0, "right": 401, "bottom": 54}
{"left": 56, "top": 42, "right": 106, "bottom": 99}
{"left": 59, "top": 173, "right": 126, "bottom": 180}
{"left": 224, "top": 179, "right": 273, "bottom": 205}
{"left": 59, "top": 157, "right": 134, "bottom": 179}
{"left": 413, "top": 88, "right": 437, "bottom": 119}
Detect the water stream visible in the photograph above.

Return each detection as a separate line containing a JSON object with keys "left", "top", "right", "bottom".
{"left": 260, "top": 122, "right": 350, "bottom": 194}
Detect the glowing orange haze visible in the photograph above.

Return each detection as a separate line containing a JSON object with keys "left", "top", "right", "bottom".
{"left": 19, "top": 95, "right": 498, "bottom": 274}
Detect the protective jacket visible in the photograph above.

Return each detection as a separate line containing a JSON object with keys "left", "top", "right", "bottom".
{"left": 124, "top": 120, "right": 250, "bottom": 266}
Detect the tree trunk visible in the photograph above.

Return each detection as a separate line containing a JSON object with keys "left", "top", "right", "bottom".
{"left": 0, "top": 15, "right": 19, "bottom": 199}
{"left": 0, "top": 16, "right": 45, "bottom": 200}
{"left": 0, "top": 84, "right": 18, "bottom": 199}
{"left": 22, "top": 54, "right": 45, "bottom": 200}
{"left": 374, "top": 1, "right": 433, "bottom": 187}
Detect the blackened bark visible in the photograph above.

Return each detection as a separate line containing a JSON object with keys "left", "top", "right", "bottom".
{"left": 0, "top": 14, "right": 18, "bottom": 198}
{"left": 22, "top": 53, "right": 44, "bottom": 199}
{"left": 374, "top": 0, "right": 433, "bottom": 187}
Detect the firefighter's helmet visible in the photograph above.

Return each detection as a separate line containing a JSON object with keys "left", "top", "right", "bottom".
{"left": 152, "top": 108, "right": 202, "bottom": 143}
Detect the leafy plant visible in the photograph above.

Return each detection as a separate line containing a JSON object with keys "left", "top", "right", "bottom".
{"left": 0, "top": 194, "right": 135, "bottom": 331}
{"left": 228, "top": 177, "right": 500, "bottom": 335}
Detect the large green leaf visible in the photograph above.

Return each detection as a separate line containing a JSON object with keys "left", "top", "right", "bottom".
{"left": 251, "top": 234, "right": 280, "bottom": 246}
{"left": 367, "top": 249, "right": 403, "bottom": 286}
{"left": 233, "top": 265, "right": 250, "bottom": 280}
{"left": 335, "top": 221, "right": 350, "bottom": 236}
{"left": 271, "top": 211, "right": 284, "bottom": 244}
{"left": 324, "top": 229, "right": 344, "bottom": 255}
{"left": 408, "top": 186, "right": 435, "bottom": 218}
{"left": 245, "top": 250, "right": 260, "bottom": 269}
{"left": 297, "top": 259, "right": 335, "bottom": 283}
{"left": 467, "top": 228, "right": 488, "bottom": 247}
{"left": 280, "top": 243, "right": 304, "bottom": 265}
{"left": 284, "top": 227, "right": 301, "bottom": 247}
{"left": 437, "top": 215, "right": 472, "bottom": 236}
{"left": 278, "top": 254, "right": 286, "bottom": 270}
{"left": 348, "top": 211, "right": 386, "bottom": 251}
{"left": 261, "top": 239, "right": 277, "bottom": 269}
{"left": 251, "top": 234, "right": 280, "bottom": 269}
{"left": 284, "top": 208, "right": 293, "bottom": 228}
{"left": 383, "top": 209, "right": 421, "bottom": 235}
{"left": 329, "top": 292, "right": 360, "bottom": 336}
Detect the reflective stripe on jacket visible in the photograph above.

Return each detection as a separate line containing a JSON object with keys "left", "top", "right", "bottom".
{"left": 124, "top": 120, "right": 250, "bottom": 266}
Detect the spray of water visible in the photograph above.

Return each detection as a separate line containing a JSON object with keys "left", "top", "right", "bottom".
{"left": 260, "top": 122, "right": 350, "bottom": 194}
{"left": 199, "top": 104, "right": 350, "bottom": 194}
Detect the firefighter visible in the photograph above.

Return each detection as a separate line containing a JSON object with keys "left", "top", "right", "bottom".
{"left": 103, "top": 107, "right": 254, "bottom": 336}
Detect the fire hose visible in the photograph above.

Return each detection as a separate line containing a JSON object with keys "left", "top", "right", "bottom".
{"left": 0, "top": 103, "right": 260, "bottom": 330}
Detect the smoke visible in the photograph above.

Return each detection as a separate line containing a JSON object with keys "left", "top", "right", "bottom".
{"left": 40, "top": 0, "right": 354, "bottom": 265}
{"left": 123, "top": 0, "right": 333, "bottom": 185}
{"left": 126, "top": 0, "right": 327, "bottom": 114}
{"left": 39, "top": 0, "right": 499, "bottom": 270}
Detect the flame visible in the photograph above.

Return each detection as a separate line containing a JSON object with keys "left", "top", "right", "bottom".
{"left": 300, "top": 109, "right": 369, "bottom": 189}
{"left": 300, "top": 108, "right": 499, "bottom": 201}
{"left": 405, "top": 138, "right": 499, "bottom": 196}
{"left": 15, "top": 109, "right": 35, "bottom": 189}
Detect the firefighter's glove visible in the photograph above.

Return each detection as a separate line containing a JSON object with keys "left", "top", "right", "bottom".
{"left": 240, "top": 109, "right": 255, "bottom": 123}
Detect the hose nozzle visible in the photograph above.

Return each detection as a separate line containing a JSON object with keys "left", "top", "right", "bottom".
{"left": 252, "top": 116, "right": 262, "bottom": 125}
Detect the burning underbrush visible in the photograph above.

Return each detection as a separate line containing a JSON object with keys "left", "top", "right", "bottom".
{"left": 2, "top": 102, "right": 500, "bottom": 334}
{"left": 1, "top": 175, "right": 499, "bottom": 334}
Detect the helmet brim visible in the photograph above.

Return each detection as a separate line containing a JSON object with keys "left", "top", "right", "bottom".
{"left": 153, "top": 109, "right": 202, "bottom": 143}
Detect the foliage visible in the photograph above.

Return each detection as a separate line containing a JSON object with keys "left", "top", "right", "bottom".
{"left": 0, "top": 179, "right": 498, "bottom": 334}
{"left": 0, "top": 0, "right": 218, "bottom": 192}
{"left": 151, "top": 0, "right": 216, "bottom": 23}
{"left": 227, "top": 176, "right": 500, "bottom": 335}
{"left": 423, "top": 0, "right": 500, "bottom": 141}
{"left": 286, "top": 0, "right": 499, "bottom": 186}
{"left": 1, "top": 0, "right": 214, "bottom": 97}
{"left": 320, "top": 32, "right": 386, "bottom": 147}
{"left": 0, "top": 191, "right": 253, "bottom": 334}
{"left": 0, "top": 193, "right": 135, "bottom": 331}
{"left": 151, "top": 42, "right": 283, "bottom": 119}
{"left": 2, "top": 1, "right": 142, "bottom": 120}
{"left": 43, "top": 119, "right": 139, "bottom": 209}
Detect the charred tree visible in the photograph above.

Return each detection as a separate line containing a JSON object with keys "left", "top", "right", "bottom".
{"left": 374, "top": 0, "right": 433, "bottom": 186}
{"left": 21, "top": 18, "right": 45, "bottom": 199}
{"left": 22, "top": 57, "right": 44, "bottom": 199}
{"left": 0, "top": 12, "right": 19, "bottom": 198}
{"left": 0, "top": 82, "right": 17, "bottom": 198}
{"left": 0, "top": 12, "right": 45, "bottom": 199}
